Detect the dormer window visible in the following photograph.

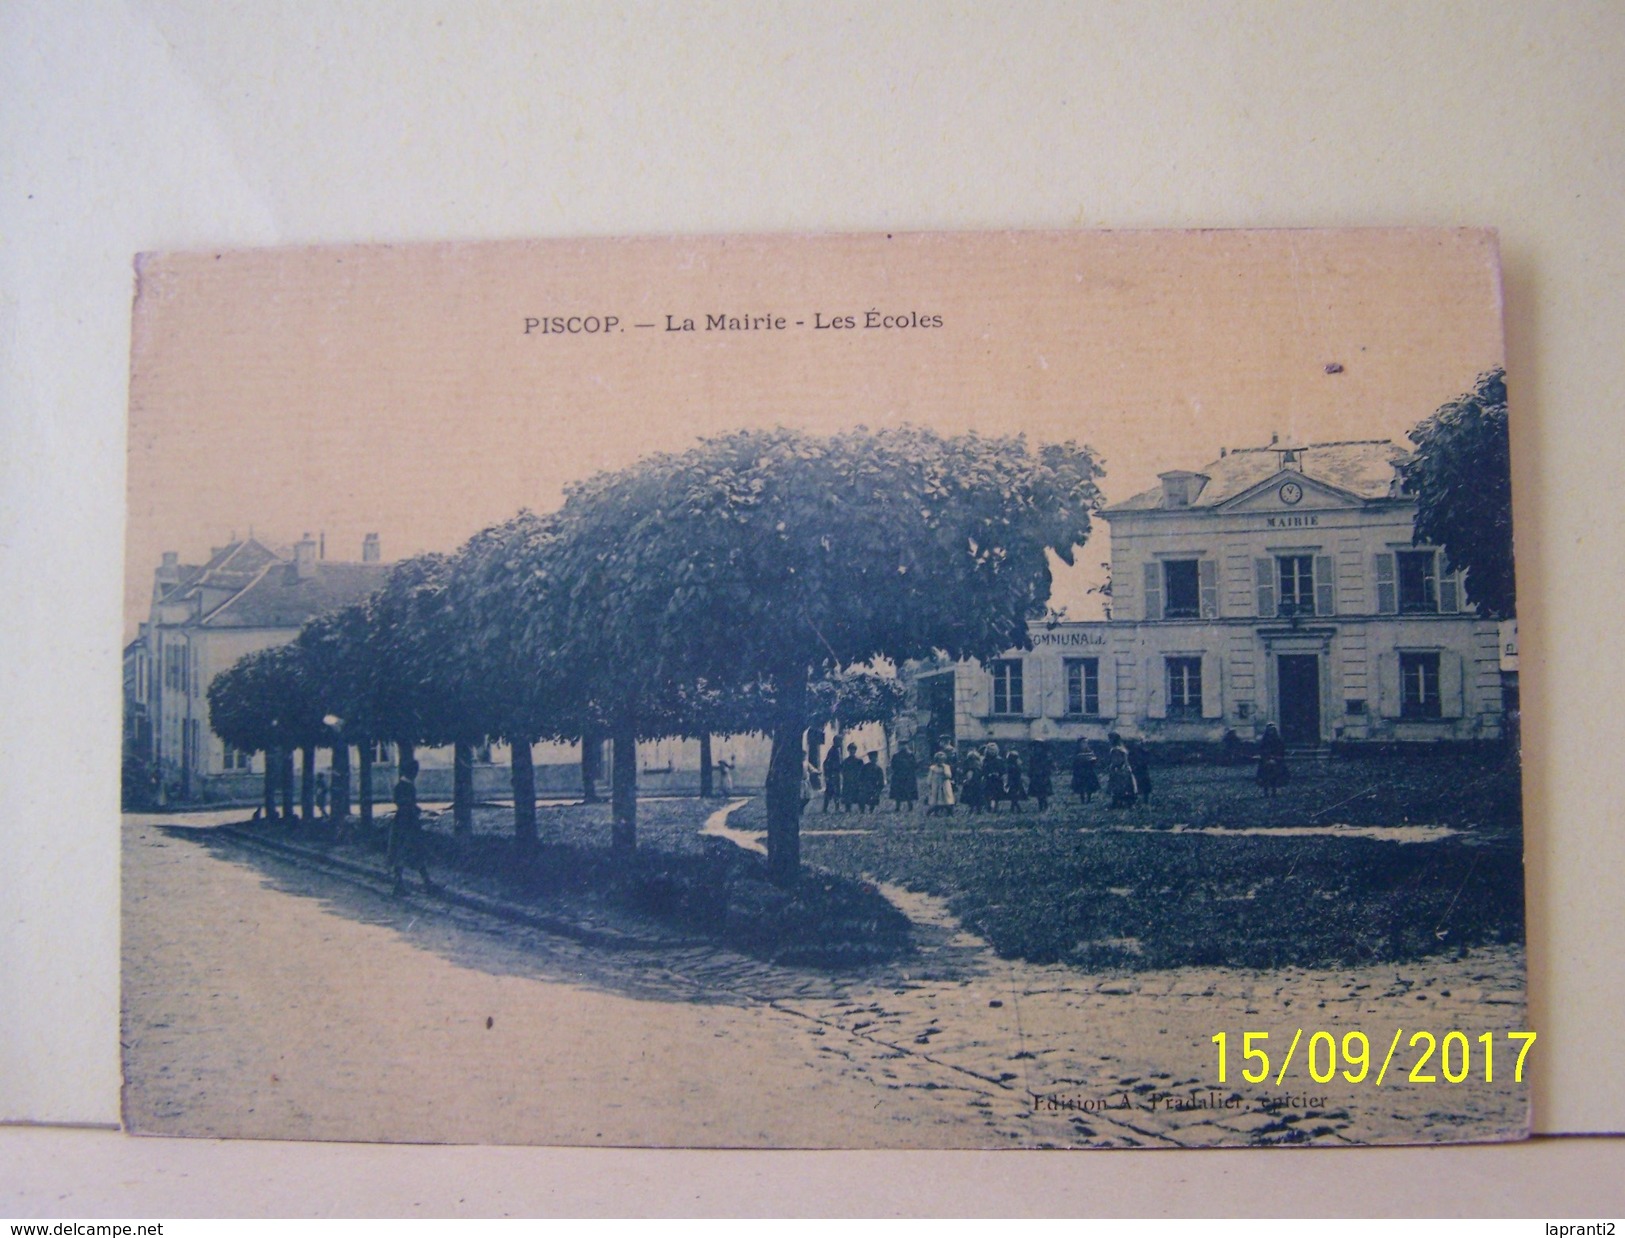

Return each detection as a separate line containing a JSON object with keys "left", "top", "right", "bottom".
{"left": 1158, "top": 470, "right": 1206, "bottom": 508}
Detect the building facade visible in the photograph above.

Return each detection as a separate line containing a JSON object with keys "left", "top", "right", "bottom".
{"left": 924, "top": 439, "right": 1510, "bottom": 753}
{"left": 127, "top": 534, "right": 391, "bottom": 801}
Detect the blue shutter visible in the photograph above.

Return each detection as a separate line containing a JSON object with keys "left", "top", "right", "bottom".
{"left": 1314, "top": 554, "right": 1336, "bottom": 617}
{"left": 1254, "top": 558, "right": 1276, "bottom": 618}
{"left": 1373, "top": 553, "right": 1397, "bottom": 615}
{"left": 1143, "top": 562, "right": 1163, "bottom": 621}
{"left": 1439, "top": 564, "right": 1461, "bottom": 614}
{"left": 1199, "top": 558, "right": 1220, "bottom": 618}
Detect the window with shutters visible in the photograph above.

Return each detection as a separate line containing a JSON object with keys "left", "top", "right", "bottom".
{"left": 1166, "top": 656, "right": 1203, "bottom": 718}
{"left": 1277, "top": 555, "right": 1315, "bottom": 616}
{"left": 1163, "top": 559, "right": 1201, "bottom": 618}
{"left": 990, "top": 659, "right": 1025, "bottom": 715}
{"left": 1064, "top": 658, "right": 1100, "bottom": 716}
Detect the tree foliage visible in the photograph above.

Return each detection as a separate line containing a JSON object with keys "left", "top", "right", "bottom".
{"left": 1403, "top": 368, "right": 1515, "bottom": 619}
{"left": 544, "top": 425, "right": 1105, "bottom": 879}
{"left": 206, "top": 424, "right": 1104, "bottom": 878}
{"left": 446, "top": 510, "right": 600, "bottom": 745}
{"left": 550, "top": 425, "right": 1104, "bottom": 683}
{"left": 296, "top": 602, "right": 373, "bottom": 737}
{"left": 359, "top": 553, "right": 490, "bottom": 748}
{"left": 808, "top": 667, "right": 910, "bottom": 731}
{"left": 207, "top": 642, "right": 324, "bottom": 756}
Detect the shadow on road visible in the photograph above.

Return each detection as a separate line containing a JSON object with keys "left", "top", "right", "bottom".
{"left": 153, "top": 821, "right": 993, "bottom": 1009}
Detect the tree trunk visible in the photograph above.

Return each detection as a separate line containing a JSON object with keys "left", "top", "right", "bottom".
{"left": 453, "top": 740, "right": 475, "bottom": 836}
{"left": 331, "top": 741, "right": 351, "bottom": 824}
{"left": 766, "top": 668, "right": 810, "bottom": 886}
{"left": 581, "top": 730, "right": 602, "bottom": 803}
{"left": 300, "top": 744, "right": 316, "bottom": 822}
{"left": 399, "top": 739, "right": 415, "bottom": 769}
{"left": 262, "top": 751, "right": 278, "bottom": 820}
{"left": 511, "top": 739, "right": 537, "bottom": 852}
{"left": 280, "top": 748, "right": 295, "bottom": 820}
{"left": 610, "top": 721, "right": 637, "bottom": 851}
{"left": 699, "top": 732, "right": 714, "bottom": 798}
{"left": 358, "top": 739, "right": 374, "bottom": 828}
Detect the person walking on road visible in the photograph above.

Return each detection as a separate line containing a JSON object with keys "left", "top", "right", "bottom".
{"left": 389, "top": 757, "right": 436, "bottom": 896}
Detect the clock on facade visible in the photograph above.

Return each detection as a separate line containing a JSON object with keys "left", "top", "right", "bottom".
{"left": 1279, "top": 481, "right": 1304, "bottom": 505}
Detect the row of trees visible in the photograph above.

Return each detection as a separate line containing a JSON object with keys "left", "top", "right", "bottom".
{"left": 209, "top": 425, "right": 1107, "bottom": 883}
{"left": 206, "top": 374, "right": 1517, "bottom": 884}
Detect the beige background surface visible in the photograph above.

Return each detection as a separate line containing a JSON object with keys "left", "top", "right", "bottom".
{"left": 3, "top": 0, "right": 1622, "bottom": 1215}
{"left": 126, "top": 227, "right": 1504, "bottom": 632}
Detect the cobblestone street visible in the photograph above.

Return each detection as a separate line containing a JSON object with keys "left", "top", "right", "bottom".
{"left": 123, "top": 812, "right": 1530, "bottom": 1148}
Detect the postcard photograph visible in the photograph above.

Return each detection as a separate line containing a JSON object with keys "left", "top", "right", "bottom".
{"left": 120, "top": 228, "right": 1528, "bottom": 1148}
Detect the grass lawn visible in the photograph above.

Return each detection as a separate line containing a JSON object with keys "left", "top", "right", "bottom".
{"left": 238, "top": 794, "right": 910, "bottom": 968}
{"left": 236, "top": 751, "right": 1524, "bottom": 974}
{"left": 736, "top": 752, "right": 1526, "bottom": 971}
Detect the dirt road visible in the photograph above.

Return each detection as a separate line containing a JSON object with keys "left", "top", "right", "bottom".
{"left": 122, "top": 814, "right": 1530, "bottom": 1148}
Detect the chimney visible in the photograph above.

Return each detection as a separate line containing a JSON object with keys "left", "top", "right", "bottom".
{"left": 294, "top": 533, "right": 318, "bottom": 579}
{"left": 319, "top": 531, "right": 326, "bottom": 560}
{"left": 161, "top": 551, "right": 178, "bottom": 569}
{"left": 362, "top": 533, "right": 380, "bottom": 563}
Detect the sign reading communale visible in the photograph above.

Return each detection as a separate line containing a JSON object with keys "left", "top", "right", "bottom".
{"left": 123, "top": 228, "right": 1527, "bottom": 1151}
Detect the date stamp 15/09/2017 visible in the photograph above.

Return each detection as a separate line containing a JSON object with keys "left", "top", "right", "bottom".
{"left": 1212, "top": 1029, "right": 1537, "bottom": 1087}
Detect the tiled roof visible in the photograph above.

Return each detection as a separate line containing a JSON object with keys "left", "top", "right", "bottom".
{"left": 155, "top": 564, "right": 204, "bottom": 602}
{"left": 157, "top": 538, "right": 283, "bottom": 605}
{"left": 1106, "top": 439, "right": 1410, "bottom": 512}
{"left": 199, "top": 560, "right": 391, "bottom": 628}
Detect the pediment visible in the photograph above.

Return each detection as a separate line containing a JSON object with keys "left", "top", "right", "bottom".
{"left": 1215, "top": 470, "right": 1370, "bottom": 514}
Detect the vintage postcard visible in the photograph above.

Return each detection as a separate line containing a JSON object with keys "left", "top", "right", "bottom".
{"left": 122, "top": 228, "right": 1528, "bottom": 1147}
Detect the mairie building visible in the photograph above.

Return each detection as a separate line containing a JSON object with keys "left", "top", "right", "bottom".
{"left": 917, "top": 439, "right": 1512, "bottom": 753}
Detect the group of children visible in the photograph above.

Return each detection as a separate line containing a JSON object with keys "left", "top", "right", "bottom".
{"left": 921, "top": 742, "right": 1056, "bottom": 817}
{"left": 810, "top": 733, "right": 1166, "bottom": 819}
